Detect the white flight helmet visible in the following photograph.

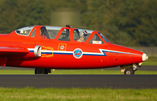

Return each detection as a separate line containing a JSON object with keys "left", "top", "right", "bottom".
{"left": 79, "top": 30, "right": 87, "bottom": 38}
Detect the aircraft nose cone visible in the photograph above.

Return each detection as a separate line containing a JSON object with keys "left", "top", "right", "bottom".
{"left": 142, "top": 53, "right": 148, "bottom": 61}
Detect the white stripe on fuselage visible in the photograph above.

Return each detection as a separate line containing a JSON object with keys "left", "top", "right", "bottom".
{"left": 27, "top": 48, "right": 139, "bottom": 56}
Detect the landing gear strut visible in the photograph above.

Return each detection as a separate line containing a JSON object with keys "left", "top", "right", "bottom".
{"left": 35, "top": 68, "right": 51, "bottom": 74}
{"left": 120, "top": 63, "right": 139, "bottom": 75}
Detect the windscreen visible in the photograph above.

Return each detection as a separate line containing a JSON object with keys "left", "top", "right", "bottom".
{"left": 16, "top": 26, "right": 34, "bottom": 36}
{"left": 98, "top": 32, "right": 110, "bottom": 42}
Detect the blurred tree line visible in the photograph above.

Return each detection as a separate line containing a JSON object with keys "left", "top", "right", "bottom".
{"left": 0, "top": 0, "right": 157, "bottom": 46}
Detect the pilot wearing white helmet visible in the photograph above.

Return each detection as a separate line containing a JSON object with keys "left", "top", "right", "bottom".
{"left": 77, "top": 30, "right": 87, "bottom": 42}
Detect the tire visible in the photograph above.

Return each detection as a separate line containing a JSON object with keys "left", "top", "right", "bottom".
{"left": 44, "top": 69, "right": 48, "bottom": 74}
{"left": 35, "top": 68, "right": 45, "bottom": 74}
{"left": 35, "top": 68, "right": 49, "bottom": 74}
{"left": 124, "top": 68, "right": 135, "bottom": 75}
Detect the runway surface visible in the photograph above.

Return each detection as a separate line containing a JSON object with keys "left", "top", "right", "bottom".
{"left": 0, "top": 75, "right": 157, "bottom": 88}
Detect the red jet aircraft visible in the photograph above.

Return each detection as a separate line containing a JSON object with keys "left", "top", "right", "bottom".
{"left": 0, "top": 25, "right": 148, "bottom": 75}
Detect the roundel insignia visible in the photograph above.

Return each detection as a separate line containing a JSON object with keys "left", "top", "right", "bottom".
{"left": 73, "top": 48, "right": 83, "bottom": 59}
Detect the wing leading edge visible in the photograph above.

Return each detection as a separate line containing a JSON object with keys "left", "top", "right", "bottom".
{"left": 0, "top": 46, "right": 29, "bottom": 53}
{"left": 0, "top": 46, "right": 29, "bottom": 66}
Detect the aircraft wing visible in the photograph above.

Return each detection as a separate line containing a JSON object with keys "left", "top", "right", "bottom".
{"left": 0, "top": 46, "right": 29, "bottom": 66}
{"left": 0, "top": 46, "right": 29, "bottom": 54}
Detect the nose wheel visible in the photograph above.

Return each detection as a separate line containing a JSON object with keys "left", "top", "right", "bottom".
{"left": 124, "top": 68, "right": 135, "bottom": 75}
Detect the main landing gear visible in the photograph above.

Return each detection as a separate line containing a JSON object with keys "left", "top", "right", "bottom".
{"left": 120, "top": 64, "right": 139, "bottom": 75}
{"left": 35, "top": 68, "right": 51, "bottom": 74}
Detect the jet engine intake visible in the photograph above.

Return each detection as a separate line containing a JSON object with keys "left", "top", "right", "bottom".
{"left": 34, "top": 45, "right": 42, "bottom": 57}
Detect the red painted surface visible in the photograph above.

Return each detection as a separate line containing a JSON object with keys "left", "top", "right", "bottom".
{"left": 0, "top": 25, "right": 145, "bottom": 69}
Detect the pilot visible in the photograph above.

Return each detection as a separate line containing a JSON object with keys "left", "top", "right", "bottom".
{"left": 41, "top": 33, "right": 47, "bottom": 38}
{"left": 41, "top": 29, "right": 51, "bottom": 39}
{"left": 77, "top": 30, "right": 87, "bottom": 42}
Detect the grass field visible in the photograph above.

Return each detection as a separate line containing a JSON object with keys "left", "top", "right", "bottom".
{"left": 0, "top": 88, "right": 156, "bottom": 101}
{"left": 143, "top": 57, "right": 157, "bottom": 65}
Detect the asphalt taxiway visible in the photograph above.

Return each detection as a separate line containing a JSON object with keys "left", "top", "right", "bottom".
{"left": 0, "top": 75, "right": 156, "bottom": 88}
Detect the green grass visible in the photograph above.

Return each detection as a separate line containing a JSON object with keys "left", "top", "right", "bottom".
{"left": 0, "top": 88, "right": 156, "bottom": 101}
{"left": 143, "top": 57, "right": 157, "bottom": 65}
{"left": 0, "top": 70, "right": 34, "bottom": 74}
{"left": 0, "top": 69, "right": 157, "bottom": 75}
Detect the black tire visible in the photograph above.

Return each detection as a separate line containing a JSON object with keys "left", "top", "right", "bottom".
{"left": 44, "top": 69, "right": 48, "bottom": 74}
{"left": 124, "top": 68, "right": 135, "bottom": 75}
{"left": 35, "top": 68, "right": 45, "bottom": 74}
{"left": 35, "top": 68, "right": 49, "bottom": 74}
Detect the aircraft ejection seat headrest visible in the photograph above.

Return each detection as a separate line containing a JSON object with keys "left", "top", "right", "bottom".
{"left": 79, "top": 30, "right": 87, "bottom": 38}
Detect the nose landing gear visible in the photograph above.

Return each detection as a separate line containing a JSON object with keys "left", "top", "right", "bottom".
{"left": 120, "top": 63, "right": 139, "bottom": 75}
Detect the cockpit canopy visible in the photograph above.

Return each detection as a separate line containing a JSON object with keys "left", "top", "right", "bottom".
{"left": 15, "top": 26, "right": 110, "bottom": 44}
{"left": 16, "top": 26, "right": 34, "bottom": 36}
